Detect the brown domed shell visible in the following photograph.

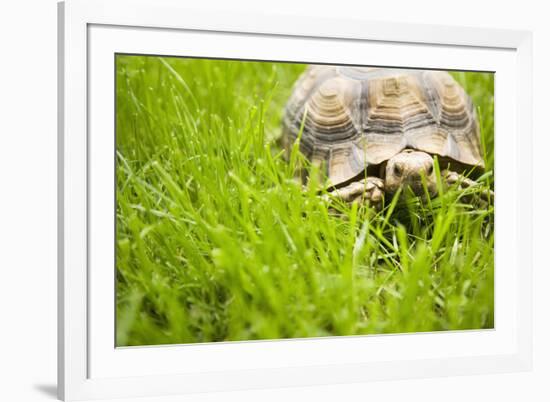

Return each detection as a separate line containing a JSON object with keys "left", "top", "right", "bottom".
{"left": 282, "top": 66, "right": 484, "bottom": 187}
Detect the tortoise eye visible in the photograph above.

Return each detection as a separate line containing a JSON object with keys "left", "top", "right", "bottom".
{"left": 393, "top": 164, "right": 403, "bottom": 176}
{"left": 427, "top": 165, "right": 434, "bottom": 175}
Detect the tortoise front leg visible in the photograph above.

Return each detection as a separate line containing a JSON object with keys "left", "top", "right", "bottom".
{"left": 322, "top": 177, "right": 385, "bottom": 209}
{"left": 443, "top": 170, "right": 494, "bottom": 203}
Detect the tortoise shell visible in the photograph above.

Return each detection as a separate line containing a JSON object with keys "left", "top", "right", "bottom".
{"left": 282, "top": 66, "right": 484, "bottom": 186}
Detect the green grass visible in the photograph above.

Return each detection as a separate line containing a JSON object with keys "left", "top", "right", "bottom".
{"left": 115, "top": 56, "right": 494, "bottom": 346}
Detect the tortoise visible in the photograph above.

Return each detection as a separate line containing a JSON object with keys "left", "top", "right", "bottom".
{"left": 282, "top": 65, "right": 490, "bottom": 207}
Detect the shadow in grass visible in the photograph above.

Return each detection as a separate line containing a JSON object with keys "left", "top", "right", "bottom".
{"left": 34, "top": 384, "right": 57, "bottom": 399}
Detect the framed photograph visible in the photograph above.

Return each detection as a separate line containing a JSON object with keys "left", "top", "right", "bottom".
{"left": 58, "top": 0, "right": 533, "bottom": 400}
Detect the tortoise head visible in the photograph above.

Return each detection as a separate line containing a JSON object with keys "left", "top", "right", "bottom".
{"left": 384, "top": 149, "right": 437, "bottom": 196}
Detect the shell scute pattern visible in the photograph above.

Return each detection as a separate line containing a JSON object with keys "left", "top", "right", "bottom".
{"left": 283, "top": 66, "right": 484, "bottom": 187}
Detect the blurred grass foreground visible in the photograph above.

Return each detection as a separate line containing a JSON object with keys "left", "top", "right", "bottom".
{"left": 115, "top": 55, "right": 494, "bottom": 346}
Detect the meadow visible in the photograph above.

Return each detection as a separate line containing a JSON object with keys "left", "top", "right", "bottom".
{"left": 115, "top": 55, "right": 494, "bottom": 346}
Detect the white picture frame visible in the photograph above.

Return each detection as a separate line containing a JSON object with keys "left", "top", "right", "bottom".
{"left": 58, "top": 0, "right": 533, "bottom": 400}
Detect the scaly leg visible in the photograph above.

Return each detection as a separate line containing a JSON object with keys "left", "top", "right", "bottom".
{"left": 322, "top": 177, "right": 385, "bottom": 209}
{"left": 443, "top": 170, "right": 494, "bottom": 203}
